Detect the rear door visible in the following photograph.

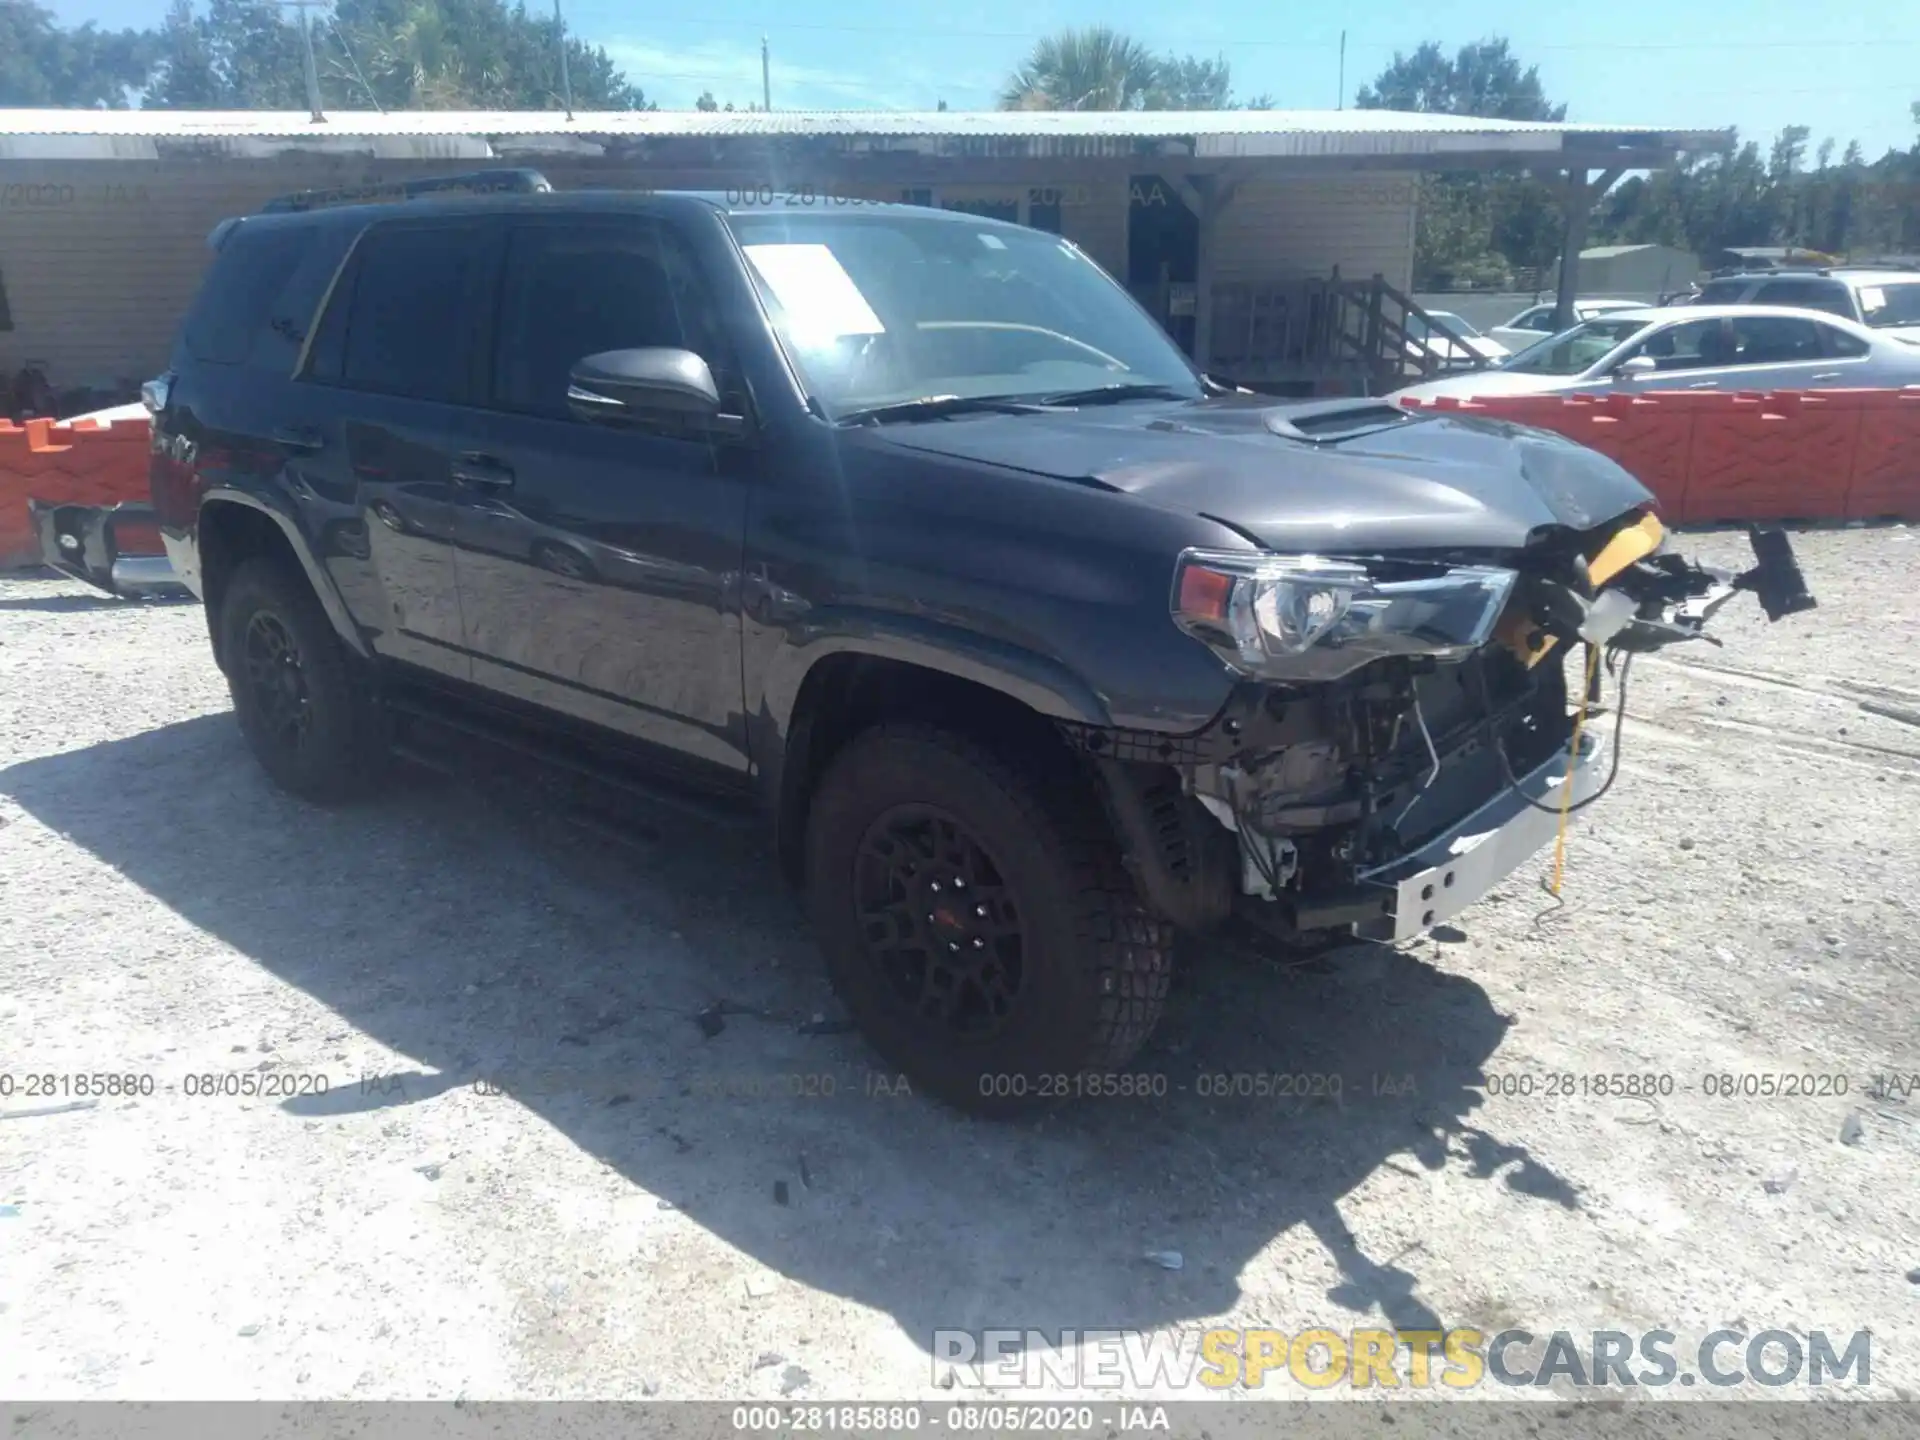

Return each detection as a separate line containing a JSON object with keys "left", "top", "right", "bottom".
{"left": 453, "top": 212, "right": 753, "bottom": 776}
{"left": 294, "top": 217, "right": 495, "bottom": 681}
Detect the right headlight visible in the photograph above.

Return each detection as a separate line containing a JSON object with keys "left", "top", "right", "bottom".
{"left": 1171, "top": 549, "right": 1518, "bottom": 682}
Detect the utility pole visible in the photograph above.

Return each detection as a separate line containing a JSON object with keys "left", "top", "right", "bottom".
{"left": 279, "top": 0, "right": 326, "bottom": 123}
{"left": 1337, "top": 31, "right": 1346, "bottom": 110}
{"left": 761, "top": 36, "right": 771, "bottom": 111}
{"left": 554, "top": 0, "right": 574, "bottom": 120}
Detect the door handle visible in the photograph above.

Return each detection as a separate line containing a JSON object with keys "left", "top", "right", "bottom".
{"left": 451, "top": 452, "right": 515, "bottom": 490}
{"left": 272, "top": 425, "right": 324, "bottom": 453}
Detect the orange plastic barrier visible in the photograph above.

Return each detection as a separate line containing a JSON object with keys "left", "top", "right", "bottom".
{"left": 0, "top": 410, "right": 153, "bottom": 567}
{"left": 1399, "top": 388, "right": 1920, "bottom": 523}
{"left": 1846, "top": 388, "right": 1920, "bottom": 520}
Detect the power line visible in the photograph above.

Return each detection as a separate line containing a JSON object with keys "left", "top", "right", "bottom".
{"left": 603, "top": 16, "right": 1920, "bottom": 52}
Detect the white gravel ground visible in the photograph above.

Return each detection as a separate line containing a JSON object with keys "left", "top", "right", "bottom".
{"left": 1, "top": 525, "right": 1917, "bottom": 1408}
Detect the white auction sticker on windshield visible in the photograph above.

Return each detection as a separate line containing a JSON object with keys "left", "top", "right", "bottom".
{"left": 743, "top": 243, "right": 886, "bottom": 340}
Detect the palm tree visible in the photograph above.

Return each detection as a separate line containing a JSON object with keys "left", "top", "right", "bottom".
{"left": 999, "top": 26, "right": 1161, "bottom": 111}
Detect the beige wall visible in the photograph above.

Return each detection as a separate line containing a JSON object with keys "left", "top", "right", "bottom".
{"left": 0, "top": 157, "right": 483, "bottom": 387}
{"left": 1210, "top": 174, "right": 1419, "bottom": 292}
{"left": 1, "top": 158, "right": 1407, "bottom": 390}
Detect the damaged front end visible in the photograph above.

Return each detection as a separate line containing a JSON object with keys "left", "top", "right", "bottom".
{"left": 1079, "top": 512, "right": 1815, "bottom": 945}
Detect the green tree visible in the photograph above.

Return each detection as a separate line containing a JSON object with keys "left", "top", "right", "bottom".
{"left": 1355, "top": 37, "right": 1563, "bottom": 288}
{"left": 1148, "top": 54, "right": 1232, "bottom": 109}
{"left": 999, "top": 27, "right": 1268, "bottom": 112}
{"left": 146, "top": 0, "right": 652, "bottom": 110}
{"left": 1354, "top": 37, "right": 1564, "bottom": 122}
{"left": 0, "top": 0, "right": 157, "bottom": 107}
{"left": 999, "top": 26, "right": 1161, "bottom": 111}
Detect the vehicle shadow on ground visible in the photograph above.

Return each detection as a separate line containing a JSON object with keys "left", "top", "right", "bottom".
{"left": 2, "top": 714, "right": 1580, "bottom": 1359}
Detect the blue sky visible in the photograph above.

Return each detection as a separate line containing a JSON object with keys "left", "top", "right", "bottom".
{"left": 44, "top": 0, "right": 1920, "bottom": 158}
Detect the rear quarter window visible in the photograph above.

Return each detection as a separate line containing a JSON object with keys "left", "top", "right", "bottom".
{"left": 179, "top": 218, "right": 352, "bottom": 373}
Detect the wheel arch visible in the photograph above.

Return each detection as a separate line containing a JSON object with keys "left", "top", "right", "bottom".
{"left": 767, "top": 644, "right": 1103, "bottom": 888}
{"left": 198, "top": 491, "right": 368, "bottom": 672}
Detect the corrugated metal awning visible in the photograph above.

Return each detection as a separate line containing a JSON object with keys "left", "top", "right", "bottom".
{"left": 0, "top": 107, "right": 1730, "bottom": 164}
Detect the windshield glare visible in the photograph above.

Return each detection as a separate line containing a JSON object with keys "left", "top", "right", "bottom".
{"left": 1503, "top": 316, "right": 1652, "bottom": 375}
{"left": 1859, "top": 281, "right": 1920, "bottom": 328}
{"left": 727, "top": 211, "right": 1202, "bottom": 417}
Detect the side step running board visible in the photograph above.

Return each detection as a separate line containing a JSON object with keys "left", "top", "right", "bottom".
{"left": 381, "top": 688, "right": 759, "bottom": 834}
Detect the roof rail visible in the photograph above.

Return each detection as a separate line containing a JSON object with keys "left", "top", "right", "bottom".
{"left": 1707, "top": 264, "right": 1832, "bottom": 279}
{"left": 260, "top": 167, "right": 553, "bottom": 215}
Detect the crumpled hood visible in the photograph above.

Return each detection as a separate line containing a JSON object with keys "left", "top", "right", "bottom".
{"left": 865, "top": 395, "right": 1654, "bottom": 554}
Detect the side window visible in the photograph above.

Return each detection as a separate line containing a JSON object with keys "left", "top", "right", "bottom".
{"left": 1754, "top": 278, "right": 1853, "bottom": 318}
{"left": 1627, "top": 319, "right": 1718, "bottom": 371}
{"left": 332, "top": 222, "right": 486, "bottom": 403}
{"left": 1818, "top": 322, "right": 1870, "bottom": 358}
{"left": 488, "top": 220, "right": 730, "bottom": 421}
{"left": 1696, "top": 279, "right": 1749, "bottom": 304}
{"left": 253, "top": 223, "right": 352, "bottom": 374}
{"left": 1516, "top": 307, "right": 1553, "bottom": 332}
{"left": 1729, "top": 314, "right": 1823, "bottom": 364}
{"left": 184, "top": 221, "right": 315, "bottom": 367}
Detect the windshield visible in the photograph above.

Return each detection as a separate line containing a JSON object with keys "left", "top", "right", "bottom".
{"left": 1857, "top": 281, "right": 1920, "bottom": 328}
{"left": 1502, "top": 316, "right": 1653, "bottom": 375}
{"left": 727, "top": 211, "right": 1202, "bottom": 418}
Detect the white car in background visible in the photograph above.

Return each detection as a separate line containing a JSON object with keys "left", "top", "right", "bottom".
{"left": 1394, "top": 304, "right": 1920, "bottom": 403}
{"left": 1486, "top": 297, "right": 1644, "bottom": 353}
{"left": 1406, "top": 309, "right": 1509, "bottom": 365}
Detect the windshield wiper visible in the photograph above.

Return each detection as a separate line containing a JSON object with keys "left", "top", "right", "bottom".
{"left": 834, "top": 393, "right": 1055, "bottom": 426}
{"left": 1035, "top": 382, "right": 1193, "bottom": 407}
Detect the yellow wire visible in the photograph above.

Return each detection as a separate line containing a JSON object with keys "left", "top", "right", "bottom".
{"left": 1550, "top": 643, "right": 1604, "bottom": 896}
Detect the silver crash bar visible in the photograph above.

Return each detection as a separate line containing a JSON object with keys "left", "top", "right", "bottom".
{"left": 1356, "top": 731, "right": 1607, "bottom": 943}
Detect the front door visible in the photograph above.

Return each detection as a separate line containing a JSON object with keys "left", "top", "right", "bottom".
{"left": 452, "top": 214, "right": 752, "bottom": 776}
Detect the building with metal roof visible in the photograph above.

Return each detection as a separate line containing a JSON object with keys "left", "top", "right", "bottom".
{"left": 0, "top": 107, "right": 1728, "bottom": 406}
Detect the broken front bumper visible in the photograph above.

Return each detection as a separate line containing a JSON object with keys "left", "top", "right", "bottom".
{"left": 1353, "top": 731, "right": 1607, "bottom": 943}
{"left": 29, "top": 500, "right": 184, "bottom": 597}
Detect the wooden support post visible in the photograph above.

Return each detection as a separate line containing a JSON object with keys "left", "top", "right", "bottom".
{"left": 1185, "top": 175, "right": 1239, "bottom": 375}
{"left": 1552, "top": 166, "right": 1624, "bottom": 331}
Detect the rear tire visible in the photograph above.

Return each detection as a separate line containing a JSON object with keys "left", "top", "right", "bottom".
{"left": 218, "top": 557, "right": 383, "bottom": 803}
{"left": 804, "top": 724, "right": 1172, "bottom": 1116}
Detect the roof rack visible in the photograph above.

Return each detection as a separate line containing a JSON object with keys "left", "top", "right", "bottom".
{"left": 1706, "top": 264, "right": 1833, "bottom": 279}
{"left": 260, "top": 167, "right": 552, "bottom": 215}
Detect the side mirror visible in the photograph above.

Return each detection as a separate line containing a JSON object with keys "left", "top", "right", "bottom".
{"left": 566, "top": 348, "right": 746, "bottom": 437}
{"left": 1614, "top": 355, "right": 1659, "bottom": 380}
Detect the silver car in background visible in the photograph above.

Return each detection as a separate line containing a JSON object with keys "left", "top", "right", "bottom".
{"left": 1394, "top": 303, "right": 1920, "bottom": 403}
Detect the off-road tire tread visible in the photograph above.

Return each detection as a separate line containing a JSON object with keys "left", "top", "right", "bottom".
{"left": 809, "top": 723, "right": 1172, "bottom": 1088}
{"left": 219, "top": 556, "right": 383, "bottom": 803}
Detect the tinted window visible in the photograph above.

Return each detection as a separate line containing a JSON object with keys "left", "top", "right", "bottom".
{"left": 253, "top": 224, "right": 352, "bottom": 374}
{"left": 1754, "top": 278, "right": 1853, "bottom": 318}
{"left": 1513, "top": 307, "right": 1553, "bottom": 331}
{"left": 1625, "top": 319, "right": 1719, "bottom": 371}
{"left": 336, "top": 223, "right": 484, "bottom": 403}
{"left": 184, "top": 221, "right": 315, "bottom": 367}
{"left": 1729, "top": 314, "right": 1823, "bottom": 363}
{"left": 1820, "top": 323, "right": 1870, "bottom": 358}
{"left": 489, "top": 220, "right": 726, "bottom": 420}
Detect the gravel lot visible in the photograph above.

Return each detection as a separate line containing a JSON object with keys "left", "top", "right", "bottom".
{"left": 2, "top": 526, "right": 1917, "bottom": 1407}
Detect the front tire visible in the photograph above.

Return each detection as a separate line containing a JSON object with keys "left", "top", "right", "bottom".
{"left": 218, "top": 557, "right": 383, "bottom": 803}
{"left": 804, "top": 725, "right": 1172, "bottom": 1115}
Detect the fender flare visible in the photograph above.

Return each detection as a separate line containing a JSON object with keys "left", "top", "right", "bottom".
{"left": 758, "top": 608, "right": 1116, "bottom": 737}
{"left": 200, "top": 489, "right": 374, "bottom": 662}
